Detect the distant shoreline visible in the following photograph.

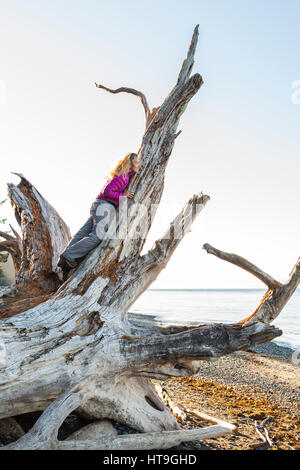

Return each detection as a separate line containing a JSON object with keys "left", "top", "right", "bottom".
{"left": 148, "top": 288, "right": 270, "bottom": 291}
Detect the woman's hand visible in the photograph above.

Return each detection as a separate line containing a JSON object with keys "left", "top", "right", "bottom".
{"left": 124, "top": 189, "right": 135, "bottom": 199}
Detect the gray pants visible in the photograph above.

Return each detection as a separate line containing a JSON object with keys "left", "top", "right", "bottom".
{"left": 62, "top": 199, "right": 117, "bottom": 262}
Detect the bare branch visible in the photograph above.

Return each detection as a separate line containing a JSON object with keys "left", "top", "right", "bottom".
{"left": 95, "top": 82, "right": 151, "bottom": 124}
{"left": 9, "top": 224, "right": 21, "bottom": 240}
{"left": 142, "top": 193, "right": 210, "bottom": 271}
{"left": 203, "top": 243, "right": 282, "bottom": 290}
{"left": 121, "top": 322, "right": 282, "bottom": 376}
{"left": 176, "top": 24, "right": 199, "bottom": 86}
{"left": 241, "top": 256, "right": 300, "bottom": 325}
{"left": 202, "top": 243, "right": 300, "bottom": 325}
{"left": 111, "top": 192, "right": 210, "bottom": 313}
{"left": 59, "top": 425, "right": 234, "bottom": 450}
{"left": 287, "top": 255, "right": 300, "bottom": 285}
{"left": 0, "top": 231, "right": 15, "bottom": 241}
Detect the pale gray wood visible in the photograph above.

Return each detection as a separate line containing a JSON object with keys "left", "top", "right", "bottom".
{"left": 2, "top": 378, "right": 234, "bottom": 450}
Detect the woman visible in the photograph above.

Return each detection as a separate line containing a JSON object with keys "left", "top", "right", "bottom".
{"left": 58, "top": 152, "right": 139, "bottom": 269}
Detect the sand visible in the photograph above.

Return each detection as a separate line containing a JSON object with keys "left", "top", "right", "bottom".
{"left": 153, "top": 341, "right": 300, "bottom": 450}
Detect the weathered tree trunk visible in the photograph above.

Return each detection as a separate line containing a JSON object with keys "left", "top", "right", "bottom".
{"left": 0, "top": 25, "right": 298, "bottom": 450}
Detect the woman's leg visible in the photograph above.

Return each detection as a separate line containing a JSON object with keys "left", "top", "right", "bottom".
{"left": 58, "top": 216, "right": 93, "bottom": 267}
{"left": 64, "top": 216, "right": 93, "bottom": 250}
{"left": 60, "top": 200, "right": 116, "bottom": 262}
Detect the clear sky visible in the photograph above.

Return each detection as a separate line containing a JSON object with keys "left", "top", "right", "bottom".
{"left": 0, "top": 0, "right": 299, "bottom": 288}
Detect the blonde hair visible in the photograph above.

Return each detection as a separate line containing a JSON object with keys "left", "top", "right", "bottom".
{"left": 105, "top": 152, "right": 137, "bottom": 182}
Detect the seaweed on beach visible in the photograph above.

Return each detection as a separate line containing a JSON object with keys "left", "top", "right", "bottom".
{"left": 160, "top": 376, "right": 300, "bottom": 450}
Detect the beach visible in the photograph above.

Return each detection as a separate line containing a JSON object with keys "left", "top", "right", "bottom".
{"left": 127, "top": 312, "right": 300, "bottom": 450}
{"left": 128, "top": 290, "right": 300, "bottom": 448}
{"left": 0, "top": 297, "right": 299, "bottom": 450}
{"left": 153, "top": 341, "right": 300, "bottom": 450}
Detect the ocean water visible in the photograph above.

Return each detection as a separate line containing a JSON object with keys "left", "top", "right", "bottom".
{"left": 130, "top": 289, "right": 300, "bottom": 351}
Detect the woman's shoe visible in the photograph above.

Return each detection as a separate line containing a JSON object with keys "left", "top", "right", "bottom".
{"left": 58, "top": 255, "right": 78, "bottom": 269}
{"left": 57, "top": 256, "right": 67, "bottom": 268}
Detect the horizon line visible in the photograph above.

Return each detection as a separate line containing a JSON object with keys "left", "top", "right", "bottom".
{"left": 148, "top": 287, "right": 300, "bottom": 291}
{"left": 148, "top": 288, "right": 266, "bottom": 291}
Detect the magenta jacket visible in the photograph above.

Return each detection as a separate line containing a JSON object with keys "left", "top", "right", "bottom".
{"left": 96, "top": 169, "right": 136, "bottom": 207}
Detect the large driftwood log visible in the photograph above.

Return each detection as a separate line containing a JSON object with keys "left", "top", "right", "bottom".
{"left": 0, "top": 25, "right": 298, "bottom": 450}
